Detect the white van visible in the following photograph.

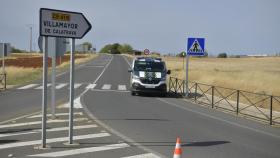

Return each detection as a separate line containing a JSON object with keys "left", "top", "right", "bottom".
{"left": 128, "top": 57, "right": 171, "bottom": 96}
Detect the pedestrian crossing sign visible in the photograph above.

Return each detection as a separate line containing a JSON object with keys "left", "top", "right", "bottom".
{"left": 187, "top": 38, "right": 205, "bottom": 56}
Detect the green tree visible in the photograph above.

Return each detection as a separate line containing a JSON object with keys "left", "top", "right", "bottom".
{"left": 82, "top": 42, "right": 92, "bottom": 50}
{"left": 177, "top": 51, "right": 186, "bottom": 57}
{"left": 11, "top": 46, "right": 23, "bottom": 53}
{"left": 118, "top": 44, "right": 133, "bottom": 54}
{"left": 217, "top": 53, "right": 227, "bottom": 58}
{"left": 100, "top": 43, "right": 133, "bottom": 54}
{"left": 99, "top": 44, "right": 112, "bottom": 53}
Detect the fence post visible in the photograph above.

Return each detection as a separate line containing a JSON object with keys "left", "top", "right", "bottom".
{"left": 270, "top": 96, "right": 273, "bottom": 125}
{"left": 182, "top": 80, "right": 185, "bottom": 95}
{"left": 211, "top": 86, "right": 214, "bottom": 108}
{"left": 195, "top": 83, "right": 198, "bottom": 101}
{"left": 175, "top": 78, "right": 178, "bottom": 93}
{"left": 169, "top": 77, "right": 171, "bottom": 93}
{"left": 236, "top": 90, "right": 239, "bottom": 115}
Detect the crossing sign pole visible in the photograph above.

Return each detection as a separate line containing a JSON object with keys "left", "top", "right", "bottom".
{"left": 186, "top": 37, "right": 205, "bottom": 97}
{"left": 185, "top": 55, "right": 189, "bottom": 97}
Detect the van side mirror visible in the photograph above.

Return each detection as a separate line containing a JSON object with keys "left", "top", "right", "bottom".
{"left": 167, "top": 70, "right": 171, "bottom": 75}
{"left": 128, "top": 69, "right": 132, "bottom": 73}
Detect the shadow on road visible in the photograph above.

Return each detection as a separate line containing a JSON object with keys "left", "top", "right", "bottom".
{"left": 0, "top": 139, "right": 19, "bottom": 144}
{"left": 78, "top": 141, "right": 230, "bottom": 147}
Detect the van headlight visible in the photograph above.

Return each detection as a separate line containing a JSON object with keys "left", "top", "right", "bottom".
{"left": 133, "top": 75, "right": 140, "bottom": 80}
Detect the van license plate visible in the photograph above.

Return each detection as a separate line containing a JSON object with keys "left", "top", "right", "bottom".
{"left": 145, "top": 85, "right": 155, "bottom": 88}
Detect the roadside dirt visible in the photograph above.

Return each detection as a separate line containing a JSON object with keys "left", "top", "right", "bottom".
{"left": 0, "top": 55, "right": 86, "bottom": 68}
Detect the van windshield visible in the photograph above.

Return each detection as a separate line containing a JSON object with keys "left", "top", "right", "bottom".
{"left": 134, "top": 61, "right": 165, "bottom": 72}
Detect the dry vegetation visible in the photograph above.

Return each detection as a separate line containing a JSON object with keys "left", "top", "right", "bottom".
{"left": 1, "top": 53, "right": 98, "bottom": 86}
{"left": 163, "top": 57, "right": 280, "bottom": 96}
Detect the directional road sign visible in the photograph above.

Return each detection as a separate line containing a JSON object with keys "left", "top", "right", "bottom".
{"left": 40, "top": 8, "right": 92, "bottom": 39}
{"left": 187, "top": 38, "right": 205, "bottom": 56}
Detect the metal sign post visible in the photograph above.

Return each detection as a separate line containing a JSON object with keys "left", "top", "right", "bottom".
{"left": 2, "top": 44, "right": 4, "bottom": 74}
{"left": 69, "top": 39, "right": 75, "bottom": 144}
{"left": 51, "top": 52, "right": 56, "bottom": 119}
{"left": 185, "top": 55, "right": 189, "bottom": 97}
{"left": 41, "top": 36, "right": 48, "bottom": 148}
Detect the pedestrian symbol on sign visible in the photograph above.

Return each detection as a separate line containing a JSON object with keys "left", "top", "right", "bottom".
{"left": 187, "top": 38, "right": 205, "bottom": 56}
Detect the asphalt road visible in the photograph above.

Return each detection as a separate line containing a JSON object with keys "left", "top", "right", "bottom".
{"left": 82, "top": 54, "right": 280, "bottom": 158}
{"left": 0, "top": 54, "right": 279, "bottom": 158}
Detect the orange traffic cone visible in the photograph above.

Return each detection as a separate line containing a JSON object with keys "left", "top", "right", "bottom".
{"left": 173, "top": 137, "right": 182, "bottom": 158}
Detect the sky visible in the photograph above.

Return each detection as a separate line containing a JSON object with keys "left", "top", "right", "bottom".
{"left": 0, "top": 0, "right": 279, "bottom": 55}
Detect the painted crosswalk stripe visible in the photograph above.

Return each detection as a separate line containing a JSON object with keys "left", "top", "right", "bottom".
{"left": 101, "top": 84, "right": 111, "bottom": 90}
{"left": 60, "top": 97, "right": 83, "bottom": 109}
{"left": 55, "top": 83, "right": 68, "bottom": 89}
{"left": 27, "top": 112, "right": 83, "bottom": 119}
{"left": 0, "top": 118, "right": 87, "bottom": 128}
{"left": 74, "top": 83, "right": 82, "bottom": 89}
{"left": 121, "top": 153, "right": 161, "bottom": 158}
{"left": 0, "top": 124, "right": 97, "bottom": 138}
{"left": 18, "top": 84, "right": 39, "bottom": 90}
{"left": 0, "top": 133, "right": 110, "bottom": 150}
{"left": 86, "top": 83, "right": 97, "bottom": 89}
{"left": 35, "top": 83, "right": 51, "bottom": 89}
{"left": 118, "top": 85, "right": 127, "bottom": 91}
{"left": 29, "top": 143, "right": 129, "bottom": 157}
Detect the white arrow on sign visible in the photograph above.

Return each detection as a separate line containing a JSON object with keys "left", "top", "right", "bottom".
{"left": 40, "top": 8, "right": 92, "bottom": 39}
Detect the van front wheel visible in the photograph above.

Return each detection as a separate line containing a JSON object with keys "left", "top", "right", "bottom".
{"left": 131, "top": 91, "right": 136, "bottom": 96}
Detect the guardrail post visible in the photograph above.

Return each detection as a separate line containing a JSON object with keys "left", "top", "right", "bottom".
{"left": 270, "top": 96, "right": 273, "bottom": 125}
{"left": 182, "top": 80, "right": 185, "bottom": 95}
{"left": 211, "top": 86, "right": 214, "bottom": 108}
{"left": 175, "top": 78, "right": 178, "bottom": 93}
{"left": 236, "top": 90, "right": 239, "bottom": 115}
{"left": 4, "top": 73, "right": 6, "bottom": 90}
{"left": 169, "top": 77, "right": 171, "bottom": 93}
{"left": 195, "top": 83, "right": 198, "bottom": 101}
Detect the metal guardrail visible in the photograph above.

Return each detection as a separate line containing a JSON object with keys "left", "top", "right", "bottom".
{"left": 0, "top": 73, "right": 6, "bottom": 90}
{"left": 169, "top": 77, "right": 280, "bottom": 125}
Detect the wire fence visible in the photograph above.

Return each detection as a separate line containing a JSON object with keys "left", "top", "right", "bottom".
{"left": 169, "top": 77, "right": 280, "bottom": 125}
{"left": 0, "top": 73, "right": 6, "bottom": 90}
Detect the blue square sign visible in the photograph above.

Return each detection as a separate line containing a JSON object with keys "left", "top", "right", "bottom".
{"left": 187, "top": 38, "right": 205, "bottom": 56}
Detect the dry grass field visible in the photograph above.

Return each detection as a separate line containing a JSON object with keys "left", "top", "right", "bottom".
{"left": 163, "top": 57, "right": 280, "bottom": 96}
{"left": 0, "top": 53, "right": 97, "bottom": 86}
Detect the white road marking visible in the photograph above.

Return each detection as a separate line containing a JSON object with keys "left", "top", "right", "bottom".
{"left": 85, "top": 84, "right": 97, "bottom": 89}
{"left": 0, "top": 118, "right": 87, "bottom": 128}
{"left": 118, "top": 85, "right": 127, "bottom": 91}
{"left": 35, "top": 84, "right": 51, "bottom": 89}
{"left": 91, "top": 89, "right": 130, "bottom": 93}
{"left": 101, "top": 84, "right": 111, "bottom": 90}
{"left": 121, "top": 153, "right": 161, "bottom": 158}
{"left": 74, "top": 83, "right": 82, "bottom": 89}
{"left": 28, "top": 143, "right": 129, "bottom": 157}
{"left": 0, "top": 133, "right": 110, "bottom": 150}
{"left": 27, "top": 112, "right": 83, "bottom": 119}
{"left": 17, "top": 84, "right": 38, "bottom": 90}
{"left": 55, "top": 83, "right": 68, "bottom": 89}
{"left": 0, "top": 124, "right": 97, "bottom": 138}
{"left": 60, "top": 97, "right": 83, "bottom": 109}
{"left": 157, "top": 98, "right": 280, "bottom": 139}
{"left": 93, "top": 56, "right": 114, "bottom": 84}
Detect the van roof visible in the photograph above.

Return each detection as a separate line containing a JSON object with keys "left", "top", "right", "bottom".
{"left": 135, "top": 57, "right": 162, "bottom": 62}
